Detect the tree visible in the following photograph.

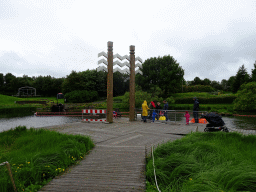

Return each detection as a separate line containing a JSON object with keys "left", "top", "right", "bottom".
{"left": 232, "top": 64, "right": 250, "bottom": 93}
{"left": 136, "top": 55, "right": 184, "bottom": 95}
{"left": 227, "top": 76, "right": 235, "bottom": 92}
{"left": 0, "top": 73, "right": 4, "bottom": 93}
{"left": 233, "top": 82, "right": 256, "bottom": 112}
{"left": 211, "top": 81, "right": 222, "bottom": 90}
{"left": 251, "top": 60, "right": 256, "bottom": 82}
{"left": 221, "top": 79, "right": 228, "bottom": 91}
{"left": 192, "top": 77, "right": 202, "bottom": 85}
{"left": 62, "top": 69, "right": 108, "bottom": 98}
{"left": 113, "top": 71, "right": 129, "bottom": 97}
{"left": 3, "top": 73, "right": 16, "bottom": 95}
{"left": 202, "top": 78, "right": 211, "bottom": 86}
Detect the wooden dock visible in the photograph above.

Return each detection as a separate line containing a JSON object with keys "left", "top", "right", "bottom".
{"left": 39, "top": 118, "right": 256, "bottom": 191}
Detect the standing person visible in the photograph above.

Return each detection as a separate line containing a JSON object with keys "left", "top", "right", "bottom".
{"left": 184, "top": 111, "right": 190, "bottom": 125}
{"left": 152, "top": 110, "right": 157, "bottom": 123}
{"left": 193, "top": 97, "right": 199, "bottom": 123}
{"left": 149, "top": 100, "right": 156, "bottom": 120}
{"left": 142, "top": 100, "right": 149, "bottom": 123}
{"left": 155, "top": 102, "right": 161, "bottom": 120}
{"left": 163, "top": 100, "right": 169, "bottom": 121}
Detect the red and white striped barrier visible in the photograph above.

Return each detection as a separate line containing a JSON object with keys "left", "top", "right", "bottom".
{"left": 82, "top": 119, "right": 106, "bottom": 122}
{"left": 82, "top": 109, "right": 106, "bottom": 114}
{"left": 82, "top": 109, "right": 107, "bottom": 122}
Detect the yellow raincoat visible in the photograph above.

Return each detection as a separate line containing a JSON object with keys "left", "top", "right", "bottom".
{"left": 142, "top": 100, "right": 149, "bottom": 117}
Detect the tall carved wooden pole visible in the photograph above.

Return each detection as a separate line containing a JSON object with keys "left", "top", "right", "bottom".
{"left": 107, "top": 41, "right": 113, "bottom": 123}
{"left": 129, "top": 45, "right": 135, "bottom": 121}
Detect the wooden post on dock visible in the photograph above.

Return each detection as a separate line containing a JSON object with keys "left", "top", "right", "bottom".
{"left": 107, "top": 41, "right": 113, "bottom": 123}
{"left": 129, "top": 45, "right": 135, "bottom": 121}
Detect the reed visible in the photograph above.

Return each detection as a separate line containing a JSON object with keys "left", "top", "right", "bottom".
{"left": 146, "top": 132, "right": 256, "bottom": 191}
{"left": 0, "top": 126, "right": 94, "bottom": 192}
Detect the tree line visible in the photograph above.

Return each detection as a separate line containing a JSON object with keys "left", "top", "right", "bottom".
{"left": 0, "top": 70, "right": 129, "bottom": 98}
{"left": 189, "top": 63, "right": 255, "bottom": 93}
{"left": 1, "top": 56, "right": 256, "bottom": 98}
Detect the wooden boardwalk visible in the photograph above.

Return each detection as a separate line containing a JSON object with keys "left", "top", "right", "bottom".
{"left": 39, "top": 119, "right": 256, "bottom": 191}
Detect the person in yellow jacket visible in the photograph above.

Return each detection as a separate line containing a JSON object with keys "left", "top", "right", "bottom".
{"left": 142, "top": 100, "right": 149, "bottom": 123}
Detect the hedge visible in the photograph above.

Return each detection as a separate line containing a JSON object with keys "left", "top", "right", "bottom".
{"left": 182, "top": 85, "right": 215, "bottom": 92}
{"left": 174, "top": 96, "right": 237, "bottom": 104}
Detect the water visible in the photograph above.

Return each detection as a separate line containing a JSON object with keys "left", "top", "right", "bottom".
{"left": 1, "top": 114, "right": 256, "bottom": 133}
{"left": 169, "top": 113, "right": 256, "bottom": 130}
{"left": 0, "top": 115, "right": 81, "bottom": 133}
{"left": 222, "top": 116, "right": 256, "bottom": 130}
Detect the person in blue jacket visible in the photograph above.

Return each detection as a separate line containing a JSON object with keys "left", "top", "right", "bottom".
{"left": 152, "top": 110, "right": 157, "bottom": 123}
{"left": 163, "top": 100, "right": 168, "bottom": 121}
{"left": 193, "top": 97, "right": 200, "bottom": 123}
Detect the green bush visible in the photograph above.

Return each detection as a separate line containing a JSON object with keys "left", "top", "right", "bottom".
{"left": 122, "top": 91, "right": 169, "bottom": 109}
{"left": 65, "top": 90, "right": 98, "bottom": 103}
{"left": 233, "top": 82, "right": 256, "bottom": 112}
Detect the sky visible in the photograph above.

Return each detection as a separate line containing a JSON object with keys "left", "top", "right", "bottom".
{"left": 1, "top": 0, "right": 256, "bottom": 82}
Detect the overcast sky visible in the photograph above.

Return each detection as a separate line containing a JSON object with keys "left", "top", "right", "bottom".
{"left": 1, "top": 0, "right": 256, "bottom": 82}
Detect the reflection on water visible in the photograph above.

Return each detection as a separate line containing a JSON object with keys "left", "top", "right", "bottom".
{"left": 1, "top": 114, "right": 256, "bottom": 133}
{"left": 223, "top": 116, "right": 256, "bottom": 130}
{"left": 169, "top": 113, "right": 256, "bottom": 130}
{"left": 0, "top": 115, "right": 81, "bottom": 132}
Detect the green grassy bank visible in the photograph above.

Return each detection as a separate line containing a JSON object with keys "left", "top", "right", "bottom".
{"left": 146, "top": 132, "right": 256, "bottom": 192}
{"left": 0, "top": 126, "right": 94, "bottom": 192}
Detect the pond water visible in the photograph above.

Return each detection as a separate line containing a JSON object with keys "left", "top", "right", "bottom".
{"left": 0, "top": 115, "right": 81, "bottom": 133}
{"left": 168, "top": 113, "right": 256, "bottom": 130}
{"left": 1, "top": 114, "right": 256, "bottom": 133}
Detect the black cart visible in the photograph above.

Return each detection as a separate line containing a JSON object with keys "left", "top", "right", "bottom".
{"left": 201, "top": 113, "right": 229, "bottom": 132}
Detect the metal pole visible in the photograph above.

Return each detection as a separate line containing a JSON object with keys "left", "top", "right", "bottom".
{"left": 182, "top": 80, "right": 183, "bottom": 93}
{"left": 107, "top": 41, "right": 113, "bottom": 123}
{"left": 129, "top": 45, "right": 135, "bottom": 121}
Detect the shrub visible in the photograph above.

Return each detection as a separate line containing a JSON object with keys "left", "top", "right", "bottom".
{"left": 233, "top": 82, "right": 256, "bottom": 112}
{"left": 65, "top": 90, "right": 98, "bottom": 103}
{"left": 122, "top": 91, "right": 167, "bottom": 109}
{"left": 182, "top": 85, "right": 215, "bottom": 92}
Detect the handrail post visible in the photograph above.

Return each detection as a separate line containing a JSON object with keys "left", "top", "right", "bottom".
{"left": 175, "top": 111, "right": 176, "bottom": 124}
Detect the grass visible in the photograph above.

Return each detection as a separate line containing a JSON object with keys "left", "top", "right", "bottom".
{"left": 0, "top": 126, "right": 94, "bottom": 192}
{"left": 146, "top": 131, "right": 256, "bottom": 192}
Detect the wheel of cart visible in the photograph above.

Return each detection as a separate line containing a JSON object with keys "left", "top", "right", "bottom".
{"left": 221, "top": 125, "right": 229, "bottom": 132}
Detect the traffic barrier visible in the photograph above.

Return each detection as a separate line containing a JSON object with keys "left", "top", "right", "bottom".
{"left": 82, "top": 109, "right": 107, "bottom": 122}
{"left": 82, "top": 119, "right": 106, "bottom": 122}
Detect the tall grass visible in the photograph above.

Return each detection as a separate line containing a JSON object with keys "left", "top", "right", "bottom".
{"left": 0, "top": 126, "right": 94, "bottom": 192}
{"left": 146, "top": 132, "right": 256, "bottom": 192}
